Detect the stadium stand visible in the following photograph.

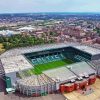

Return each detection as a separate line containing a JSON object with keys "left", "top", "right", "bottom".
{"left": 0, "top": 43, "right": 99, "bottom": 96}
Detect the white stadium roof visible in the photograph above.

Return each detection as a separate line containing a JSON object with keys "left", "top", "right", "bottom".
{"left": 0, "top": 43, "right": 77, "bottom": 59}
{"left": 1, "top": 43, "right": 100, "bottom": 59}
{"left": 67, "top": 62, "right": 96, "bottom": 77}
{"left": 17, "top": 74, "right": 54, "bottom": 87}
{"left": 73, "top": 45, "right": 100, "bottom": 55}
{"left": 0, "top": 43, "right": 99, "bottom": 75}
{"left": 1, "top": 55, "right": 33, "bottom": 74}
{"left": 43, "top": 67, "right": 77, "bottom": 82}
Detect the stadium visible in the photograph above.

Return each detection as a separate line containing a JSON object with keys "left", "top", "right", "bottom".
{"left": 0, "top": 42, "right": 100, "bottom": 97}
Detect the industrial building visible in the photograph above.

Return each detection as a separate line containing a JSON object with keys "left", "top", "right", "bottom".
{"left": 0, "top": 42, "right": 100, "bottom": 96}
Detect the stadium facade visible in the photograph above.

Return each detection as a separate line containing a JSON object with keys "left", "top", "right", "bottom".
{"left": 0, "top": 43, "right": 100, "bottom": 96}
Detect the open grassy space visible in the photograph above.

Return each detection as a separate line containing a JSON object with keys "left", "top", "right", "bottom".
{"left": 0, "top": 43, "right": 5, "bottom": 54}
{"left": 28, "top": 59, "right": 73, "bottom": 75}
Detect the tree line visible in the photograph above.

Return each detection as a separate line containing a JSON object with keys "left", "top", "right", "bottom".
{"left": 0, "top": 34, "right": 55, "bottom": 50}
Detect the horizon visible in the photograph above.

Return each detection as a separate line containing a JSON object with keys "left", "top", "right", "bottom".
{"left": 1, "top": 12, "right": 100, "bottom": 15}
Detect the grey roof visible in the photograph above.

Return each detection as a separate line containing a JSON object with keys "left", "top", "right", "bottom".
{"left": 0, "top": 42, "right": 78, "bottom": 59}
{"left": 43, "top": 67, "right": 77, "bottom": 82}
{"left": 17, "top": 74, "right": 54, "bottom": 87}
{"left": 1, "top": 55, "right": 33, "bottom": 74}
{"left": 73, "top": 45, "right": 100, "bottom": 55}
{"left": 66, "top": 62, "right": 96, "bottom": 77}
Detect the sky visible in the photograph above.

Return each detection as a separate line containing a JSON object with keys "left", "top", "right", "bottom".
{"left": 0, "top": 0, "right": 100, "bottom": 13}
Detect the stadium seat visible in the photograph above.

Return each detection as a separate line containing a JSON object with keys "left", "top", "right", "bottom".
{"left": 31, "top": 53, "right": 68, "bottom": 65}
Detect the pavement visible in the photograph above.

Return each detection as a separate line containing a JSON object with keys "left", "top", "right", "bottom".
{"left": 0, "top": 92, "right": 66, "bottom": 100}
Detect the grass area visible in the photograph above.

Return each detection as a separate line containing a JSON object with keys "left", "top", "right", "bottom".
{"left": 29, "top": 59, "right": 73, "bottom": 75}
{"left": 0, "top": 43, "right": 5, "bottom": 54}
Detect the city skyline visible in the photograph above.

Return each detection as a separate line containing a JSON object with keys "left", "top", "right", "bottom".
{"left": 0, "top": 0, "right": 100, "bottom": 13}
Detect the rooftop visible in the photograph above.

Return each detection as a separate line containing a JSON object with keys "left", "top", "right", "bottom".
{"left": 17, "top": 74, "right": 54, "bottom": 87}
{"left": 0, "top": 30, "right": 20, "bottom": 36}
{"left": 0, "top": 42, "right": 77, "bottom": 59}
{"left": 18, "top": 26, "right": 35, "bottom": 31}
{"left": 73, "top": 45, "right": 100, "bottom": 55}
{"left": 67, "top": 62, "right": 96, "bottom": 77}
{"left": 1, "top": 55, "right": 33, "bottom": 74}
{"left": 43, "top": 67, "right": 77, "bottom": 82}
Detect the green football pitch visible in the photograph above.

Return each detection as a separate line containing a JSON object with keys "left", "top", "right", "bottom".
{"left": 26, "top": 59, "right": 74, "bottom": 75}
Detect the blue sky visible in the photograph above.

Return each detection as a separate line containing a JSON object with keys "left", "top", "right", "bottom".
{"left": 0, "top": 0, "right": 100, "bottom": 13}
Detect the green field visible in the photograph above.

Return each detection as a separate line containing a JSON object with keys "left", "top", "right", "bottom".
{"left": 20, "top": 59, "right": 74, "bottom": 77}
{"left": 26, "top": 59, "right": 73, "bottom": 75}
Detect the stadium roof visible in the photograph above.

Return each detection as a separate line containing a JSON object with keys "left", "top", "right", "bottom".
{"left": 0, "top": 43, "right": 77, "bottom": 58}
{"left": 1, "top": 43, "right": 100, "bottom": 59}
{"left": 1, "top": 55, "right": 33, "bottom": 74}
{"left": 17, "top": 74, "right": 54, "bottom": 87}
{"left": 91, "top": 60, "right": 100, "bottom": 76}
{"left": 67, "top": 62, "right": 96, "bottom": 77}
{"left": 43, "top": 67, "right": 77, "bottom": 82}
{"left": 17, "top": 75, "right": 40, "bottom": 87}
{"left": 73, "top": 45, "right": 100, "bottom": 55}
